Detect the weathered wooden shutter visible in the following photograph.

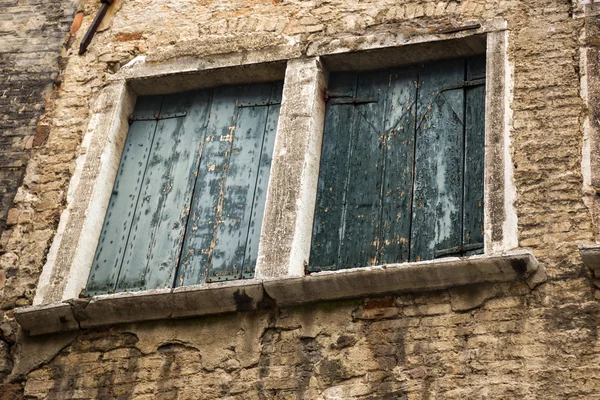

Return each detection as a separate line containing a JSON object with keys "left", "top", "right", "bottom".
{"left": 309, "top": 56, "right": 485, "bottom": 272}
{"left": 86, "top": 82, "right": 282, "bottom": 295}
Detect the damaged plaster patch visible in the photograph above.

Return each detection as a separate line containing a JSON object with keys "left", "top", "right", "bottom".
{"left": 9, "top": 331, "right": 78, "bottom": 382}
{"left": 127, "top": 312, "right": 270, "bottom": 370}
{"left": 121, "top": 55, "right": 146, "bottom": 70}
{"left": 502, "top": 34, "right": 519, "bottom": 253}
{"left": 449, "top": 283, "right": 498, "bottom": 311}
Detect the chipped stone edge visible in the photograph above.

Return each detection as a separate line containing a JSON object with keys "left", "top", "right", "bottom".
{"left": 15, "top": 251, "right": 540, "bottom": 336}
{"left": 579, "top": 244, "right": 600, "bottom": 279}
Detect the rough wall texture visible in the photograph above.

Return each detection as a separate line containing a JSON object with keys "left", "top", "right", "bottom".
{"left": 0, "top": 0, "right": 77, "bottom": 386}
{"left": 0, "top": 0, "right": 77, "bottom": 236}
{"left": 2, "top": 0, "right": 600, "bottom": 398}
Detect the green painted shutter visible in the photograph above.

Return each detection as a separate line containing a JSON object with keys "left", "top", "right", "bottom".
{"left": 309, "top": 56, "right": 485, "bottom": 272}
{"left": 86, "top": 82, "right": 282, "bottom": 295}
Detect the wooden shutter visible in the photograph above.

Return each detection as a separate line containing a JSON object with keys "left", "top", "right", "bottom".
{"left": 86, "top": 82, "right": 282, "bottom": 295}
{"left": 309, "top": 56, "right": 485, "bottom": 272}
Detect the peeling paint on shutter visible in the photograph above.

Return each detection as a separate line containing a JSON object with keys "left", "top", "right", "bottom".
{"left": 309, "top": 73, "right": 358, "bottom": 271}
{"left": 379, "top": 67, "right": 419, "bottom": 264}
{"left": 116, "top": 91, "right": 211, "bottom": 292}
{"left": 86, "top": 81, "right": 282, "bottom": 295}
{"left": 410, "top": 59, "right": 465, "bottom": 262}
{"left": 309, "top": 56, "right": 485, "bottom": 272}
{"left": 86, "top": 96, "right": 162, "bottom": 296}
{"left": 176, "top": 82, "right": 282, "bottom": 286}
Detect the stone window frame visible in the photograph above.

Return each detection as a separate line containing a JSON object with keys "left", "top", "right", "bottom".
{"left": 572, "top": 0, "right": 600, "bottom": 19}
{"left": 579, "top": 15, "right": 600, "bottom": 277}
{"left": 16, "top": 18, "right": 543, "bottom": 336}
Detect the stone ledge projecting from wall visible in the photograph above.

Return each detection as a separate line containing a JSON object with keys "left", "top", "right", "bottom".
{"left": 15, "top": 250, "right": 542, "bottom": 336}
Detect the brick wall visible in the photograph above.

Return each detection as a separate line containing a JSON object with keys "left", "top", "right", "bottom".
{"left": 3, "top": 0, "right": 600, "bottom": 398}
{"left": 0, "top": 0, "right": 77, "bottom": 386}
{"left": 0, "top": 0, "right": 77, "bottom": 236}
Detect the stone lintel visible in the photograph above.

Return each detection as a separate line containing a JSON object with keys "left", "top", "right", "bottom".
{"left": 15, "top": 251, "right": 540, "bottom": 336}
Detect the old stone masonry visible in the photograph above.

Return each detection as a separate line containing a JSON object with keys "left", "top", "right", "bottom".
{"left": 2, "top": 0, "right": 600, "bottom": 399}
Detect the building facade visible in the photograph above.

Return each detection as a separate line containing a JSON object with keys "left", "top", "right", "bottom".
{"left": 2, "top": 0, "right": 600, "bottom": 398}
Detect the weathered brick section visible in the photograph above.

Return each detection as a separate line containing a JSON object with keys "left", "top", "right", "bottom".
{"left": 0, "top": 0, "right": 77, "bottom": 238}
{"left": 21, "top": 281, "right": 600, "bottom": 399}
{"left": 0, "top": 0, "right": 77, "bottom": 387}
{"left": 3, "top": 0, "right": 600, "bottom": 398}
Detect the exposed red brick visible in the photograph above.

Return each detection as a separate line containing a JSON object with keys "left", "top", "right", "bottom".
{"left": 362, "top": 297, "right": 395, "bottom": 309}
{"left": 70, "top": 12, "right": 84, "bottom": 35}
{"left": 32, "top": 125, "right": 50, "bottom": 148}
{"left": 0, "top": 384, "right": 23, "bottom": 400}
{"left": 115, "top": 32, "right": 143, "bottom": 41}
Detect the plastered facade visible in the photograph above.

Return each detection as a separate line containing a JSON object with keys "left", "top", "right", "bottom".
{"left": 1, "top": 0, "right": 600, "bottom": 399}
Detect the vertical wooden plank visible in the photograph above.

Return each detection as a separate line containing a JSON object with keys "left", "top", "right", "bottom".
{"left": 86, "top": 96, "right": 162, "bottom": 295}
{"left": 338, "top": 70, "right": 387, "bottom": 269}
{"left": 207, "top": 83, "right": 272, "bottom": 282}
{"left": 379, "top": 67, "right": 419, "bottom": 264}
{"left": 467, "top": 55, "right": 486, "bottom": 80}
{"left": 410, "top": 59, "right": 465, "bottom": 261}
{"left": 117, "top": 92, "right": 209, "bottom": 291}
{"left": 177, "top": 85, "right": 241, "bottom": 286}
{"left": 144, "top": 91, "right": 212, "bottom": 289}
{"left": 309, "top": 72, "right": 357, "bottom": 271}
{"left": 463, "top": 83, "right": 486, "bottom": 252}
{"left": 242, "top": 82, "right": 283, "bottom": 277}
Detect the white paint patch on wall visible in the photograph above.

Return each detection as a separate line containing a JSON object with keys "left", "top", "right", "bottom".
{"left": 502, "top": 30, "right": 519, "bottom": 253}
{"left": 580, "top": 46, "right": 593, "bottom": 193}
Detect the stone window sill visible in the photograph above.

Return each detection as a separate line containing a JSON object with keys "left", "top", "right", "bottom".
{"left": 15, "top": 250, "right": 541, "bottom": 336}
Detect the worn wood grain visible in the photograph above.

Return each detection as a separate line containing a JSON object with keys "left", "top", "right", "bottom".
{"left": 338, "top": 70, "right": 387, "bottom": 269}
{"left": 86, "top": 96, "right": 162, "bottom": 295}
{"left": 177, "top": 85, "right": 241, "bottom": 286}
{"left": 207, "top": 83, "right": 272, "bottom": 282}
{"left": 379, "top": 67, "right": 419, "bottom": 264}
{"left": 309, "top": 73, "right": 358, "bottom": 271}
{"left": 463, "top": 83, "right": 485, "bottom": 252}
{"left": 410, "top": 59, "right": 465, "bottom": 261}
{"left": 310, "top": 58, "right": 486, "bottom": 271}
{"left": 117, "top": 92, "right": 210, "bottom": 291}
{"left": 242, "top": 82, "right": 283, "bottom": 276}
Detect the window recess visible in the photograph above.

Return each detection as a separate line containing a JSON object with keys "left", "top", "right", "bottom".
{"left": 86, "top": 81, "right": 283, "bottom": 296}
{"left": 309, "top": 56, "right": 485, "bottom": 272}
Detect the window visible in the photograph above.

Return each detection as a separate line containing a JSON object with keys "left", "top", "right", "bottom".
{"left": 18, "top": 33, "right": 539, "bottom": 335}
{"left": 309, "top": 56, "right": 486, "bottom": 272}
{"left": 85, "top": 82, "right": 283, "bottom": 295}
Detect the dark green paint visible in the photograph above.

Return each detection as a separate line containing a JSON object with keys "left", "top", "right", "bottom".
{"left": 463, "top": 84, "right": 485, "bottom": 251}
{"left": 410, "top": 59, "right": 465, "bottom": 261}
{"left": 310, "top": 55, "right": 486, "bottom": 272}
{"left": 310, "top": 73, "right": 358, "bottom": 270}
{"left": 379, "top": 67, "right": 418, "bottom": 264}
{"left": 339, "top": 71, "right": 386, "bottom": 268}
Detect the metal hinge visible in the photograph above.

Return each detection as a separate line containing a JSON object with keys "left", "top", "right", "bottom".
{"left": 326, "top": 91, "right": 379, "bottom": 105}
{"left": 434, "top": 243, "right": 484, "bottom": 258}
{"left": 205, "top": 271, "right": 254, "bottom": 283}
{"left": 440, "top": 78, "right": 485, "bottom": 93}
{"left": 128, "top": 111, "right": 187, "bottom": 124}
{"left": 238, "top": 101, "right": 281, "bottom": 108}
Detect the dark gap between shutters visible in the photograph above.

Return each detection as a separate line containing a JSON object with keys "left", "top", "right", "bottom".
{"left": 85, "top": 82, "right": 283, "bottom": 296}
{"left": 309, "top": 56, "right": 485, "bottom": 273}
